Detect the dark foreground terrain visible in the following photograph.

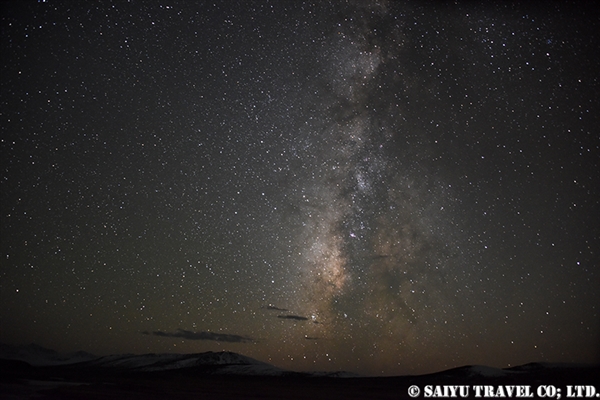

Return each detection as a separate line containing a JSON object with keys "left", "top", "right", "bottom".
{"left": 1, "top": 359, "right": 598, "bottom": 400}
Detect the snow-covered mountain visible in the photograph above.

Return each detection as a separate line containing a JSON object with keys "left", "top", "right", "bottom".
{"left": 0, "top": 343, "right": 98, "bottom": 366}
{"left": 0, "top": 343, "right": 355, "bottom": 377}
{"left": 432, "top": 364, "right": 519, "bottom": 379}
{"left": 8, "top": 343, "right": 590, "bottom": 381}
{"left": 465, "top": 365, "right": 513, "bottom": 377}
{"left": 84, "top": 350, "right": 286, "bottom": 375}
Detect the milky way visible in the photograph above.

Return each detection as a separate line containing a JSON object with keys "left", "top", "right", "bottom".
{"left": 271, "top": 3, "right": 474, "bottom": 370}
{"left": 1, "top": 1, "right": 598, "bottom": 376}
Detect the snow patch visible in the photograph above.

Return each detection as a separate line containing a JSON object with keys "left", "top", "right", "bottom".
{"left": 88, "top": 351, "right": 285, "bottom": 375}
{"left": 467, "top": 365, "right": 508, "bottom": 377}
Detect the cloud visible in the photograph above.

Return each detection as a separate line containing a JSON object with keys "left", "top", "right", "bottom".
{"left": 142, "top": 329, "right": 254, "bottom": 343}
{"left": 262, "top": 305, "right": 289, "bottom": 312}
{"left": 277, "top": 315, "right": 308, "bottom": 321}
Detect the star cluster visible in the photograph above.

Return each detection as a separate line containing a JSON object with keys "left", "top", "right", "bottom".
{"left": 1, "top": 1, "right": 598, "bottom": 376}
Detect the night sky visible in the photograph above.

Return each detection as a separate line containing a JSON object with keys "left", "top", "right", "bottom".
{"left": 1, "top": 0, "right": 599, "bottom": 376}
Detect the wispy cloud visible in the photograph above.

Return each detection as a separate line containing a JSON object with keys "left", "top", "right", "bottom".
{"left": 277, "top": 315, "right": 308, "bottom": 321}
{"left": 142, "top": 329, "right": 254, "bottom": 343}
{"left": 262, "top": 305, "right": 289, "bottom": 312}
